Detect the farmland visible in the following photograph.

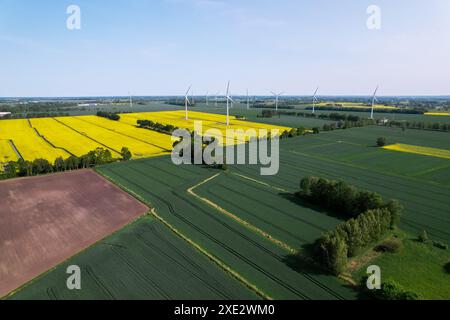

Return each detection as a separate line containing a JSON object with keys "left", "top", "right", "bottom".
{"left": 383, "top": 144, "right": 450, "bottom": 159}
{"left": 0, "top": 170, "right": 148, "bottom": 298}
{"left": 0, "top": 111, "right": 290, "bottom": 166}
{"left": 10, "top": 217, "right": 259, "bottom": 300}
{"left": 96, "top": 157, "right": 358, "bottom": 300}
{"left": 0, "top": 119, "right": 69, "bottom": 162}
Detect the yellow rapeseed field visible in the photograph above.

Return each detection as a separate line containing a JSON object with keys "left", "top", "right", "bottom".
{"left": 30, "top": 118, "right": 114, "bottom": 157}
{"left": 424, "top": 112, "right": 450, "bottom": 116}
{"left": 0, "top": 119, "right": 69, "bottom": 162}
{"left": 383, "top": 144, "right": 450, "bottom": 159}
{"left": 0, "top": 139, "right": 18, "bottom": 163}
{"left": 0, "top": 111, "right": 293, "bottom": 167}
{"left": 56, "top": 116, "right": 169, "bottom": 159}
{"left": 121, "top": 110, "right": 291, "bottom": 145}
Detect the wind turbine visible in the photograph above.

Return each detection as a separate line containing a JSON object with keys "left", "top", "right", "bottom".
{"left": 246, "top": 89, "right": 250, "bottom": 110}
{"left": 206, "top": 91, "right": 209, "bottom": 106}
{"left": 271, "top": 91, "right": 284, "bottom": 111}
{"left": 370, "top": 86, "right": 379, "bottom": 120}
{"left": 184, "top": 85, "right": 192, "bottom": 120}
{"left": 129, "top": 92, "right": 133, "bottom": 112}
{"left": 312, "top": 87, "right": 319, "bottom": 114}
{"left": 225, "top": 81, "right": 234, "bottom": 126}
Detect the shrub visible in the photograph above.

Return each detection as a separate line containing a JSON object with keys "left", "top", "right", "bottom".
{"left": 445, "top": 262, "right": 450, "bottom": 274}
{"left": 376, "top": 238, "right": 403, "bottom": 253}
{"left": 418, "top": 230, "right": 429, "bottom": 243}
{"left": 366, "top": 280, "right": 419, "bottom": 300}
{"left": 377, "top": 137, "right": 387, "bottom": 147}
{"left": 432, "top": 241, "right": 448, "bottom": 250}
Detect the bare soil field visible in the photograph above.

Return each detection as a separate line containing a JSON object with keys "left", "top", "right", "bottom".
{"left": 0, "top": 169, "right": 148, "bottom": 297}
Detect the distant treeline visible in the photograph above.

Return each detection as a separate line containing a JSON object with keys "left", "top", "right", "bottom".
{"left": 165, "top": 100, "right": 197, "bottom": 107}
{"left": 297, "top": 177, "right": 402, "bottom": 275}
{"left": 252, "top": 104, "right": 295, "bottom": 110}
{"left": 97, "top": 111, "right": 120, "bottom": 121}
{"left": 137, "top": 120, "right": 179, "bottom": 135}
{"left": 1, "top": 147, "right": 131, "bottom": 179}
{"left": 306, "top": 106, "right": 424, "bottom": 115}
{"left": 387, "top": 120, "right": 450, "bottom": 132}
{"left": 0, "top": 112, "right": 71, "bottom": 119}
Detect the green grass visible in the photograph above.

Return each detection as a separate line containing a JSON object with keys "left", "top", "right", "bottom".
{"left": 353, "top": 231, "right": 450, "bottom": 300}
{"left": 9, "top": 216, "right": 259, "bottom": 300}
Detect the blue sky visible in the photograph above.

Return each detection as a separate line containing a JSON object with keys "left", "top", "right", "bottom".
{"left": 0, "top": 0, "right": 449, "bottom": 97}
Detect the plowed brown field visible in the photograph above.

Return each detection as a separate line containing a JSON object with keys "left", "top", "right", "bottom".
{"left": 0, "top": 169, "right": 148, "bottom": 297}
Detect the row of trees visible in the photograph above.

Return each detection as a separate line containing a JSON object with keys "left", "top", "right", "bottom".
{"left": 2, "top": 147, "right": 131, "bottom": 179}
{"left": 298, "top": 176, "right": 402, "bottom": 219}
{"left": 137, "top": 120, "right": 179, "bottom": 135}
{"left": 306, "top": 106, "right": 424, "bottom": 115}
{"left": 97, "top": 111, "right": 120, "bottom": 121}
{"left": 314, "top": 207, "right": 401, "bottom": 275}
{"left": 387, "top": 120, "right": 450, "bottom": 132}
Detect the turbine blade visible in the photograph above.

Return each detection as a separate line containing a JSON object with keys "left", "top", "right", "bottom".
{"left": 185, "top": 85, "right": 192, "bottom": 96}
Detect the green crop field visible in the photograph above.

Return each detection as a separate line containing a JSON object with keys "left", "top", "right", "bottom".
{"left": 96, "top": 158, "right": 357, "bottom": 300}
{"left": 225, "top": 127, "right": 450, "bottom": 243}
{"left": 9, "top": 217, "right": 259, "bottom": 300}
{"left": 193, "top": 173, "right": 342, "bottom": 250}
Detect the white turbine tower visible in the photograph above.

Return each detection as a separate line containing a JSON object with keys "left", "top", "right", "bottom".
{"left": 206, "top": 91, "right": 209, "bottom": 106}
{"left": 371, "top": 85, "right": 379, "bottom": 120}
{"left": 184, "top": 85, "right": 192, "bottom": 120}
{"left": 129, "top": 92, "right": 133, "bottom": 112}
{"left": 246, "top": 89, "right": 250, "bottom": 110}
{"left": 225, "top": 81, "right": 234, "bottom": 126}
{"left": 271, "top": 91, "right": 284, "bottom": 111}
{"left": 312, "top": 87, "right": 319, "bottom": 114}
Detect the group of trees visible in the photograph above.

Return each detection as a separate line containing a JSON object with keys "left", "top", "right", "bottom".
{"left": 306, "top": 106, "right": 424, "bottom": 115}
{"left": 137, "top": 120, "right": 179, "bottom": 135}
{"left": 314, "top": 207, "right": 401, "bottom": 275}
{"left": 2, "top": 147, "right": 130, "bottom": 179}
{"left": 298, "top": 176, "right": 402, "bottom": 220}
{"left": 96, "top": 111, "right": 120, "bottom": 121}
{"left": 387, "top": 120, "right": 450, "bottom": 132}
{"left": 364, "top": 280, "right": 418, "bottom": 300}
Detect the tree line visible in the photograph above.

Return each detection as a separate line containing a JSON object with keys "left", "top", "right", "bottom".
{"left": 386, "top": 120, "right": 450, "bottom": 132}
{"left": 314, "top": 207, "right": 401, "bottom": 275}
{"left": 137, "top": 120, "right": 179, "bottom": 135}
{"left": 297, "top": 177, "right": 403, "bottom": 275}
{"left": 298, "top": 176, "right": 402, "bottom": 219}
{"left": 97, "top": 111, "right": 121, "bottom": 121}
{"left": 1, "top": 147, "right": 131, "bottom": 179}
{"left": 306, "top": 106, "right": 424, "bottom": 115}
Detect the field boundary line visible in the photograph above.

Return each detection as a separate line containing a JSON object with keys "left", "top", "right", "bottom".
{"left": 96, "top": 169, "right": 271, "bottom": 301}
{"left": 149, "top": 208, "right": 271, "bottom": 301}
{"left": 52, "top": 118, "right": 122, "bottom": 156}
{"left": 188, "top": 174, "right": 297, "bottom": 254}
{"left": 78, "top": 116, "right": 172, "bottom": 152}
{"left": 231, "top": 172, "right": 289, "bottom": 193}
{"left": 8, "top": 140, "right": 23, "bottom": 160}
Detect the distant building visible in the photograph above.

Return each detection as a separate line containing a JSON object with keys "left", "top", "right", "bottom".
{"left": 0, "top": 112, "right": 12, "bottom": 118}
{"left": 378, "top": 118, "right": 389, "bottom": 125}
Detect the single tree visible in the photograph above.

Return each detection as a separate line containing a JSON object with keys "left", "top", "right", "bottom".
{"left": 377, "top": 137, "right": 387, "bottom": 147}
{"left": 121, "top": 147, "right": 132, "bottom": 161}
